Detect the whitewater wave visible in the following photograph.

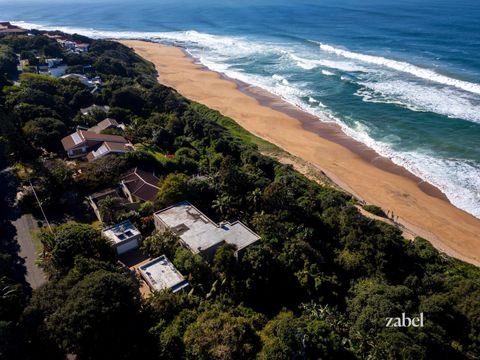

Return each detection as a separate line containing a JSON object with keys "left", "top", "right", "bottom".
{"left": 356, "top": 80, "right": 480, "bottom": 123}
{"left": 319, "top": 43, "right": 480, "bottom": 96}
{"left": 338, "top": 121, "right": 480, "bottom": 218}
{"left": 289, "top": 53, "right": 369, "bottom": 73}
{"left": 322, "top": 70, "right": 335, "bottom": 76}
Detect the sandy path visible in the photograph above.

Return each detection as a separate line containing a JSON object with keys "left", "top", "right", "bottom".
{"left": 119, "top": 40, "right": 480, "bottom": 266}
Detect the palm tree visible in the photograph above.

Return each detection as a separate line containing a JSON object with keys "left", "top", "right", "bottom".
{"left": 247, "top": 188, "right": 262, "bottom": 209}
{"left": 212, "top": 194, "right": 232, "bottom": 217}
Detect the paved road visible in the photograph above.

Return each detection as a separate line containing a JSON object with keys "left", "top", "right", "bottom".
{"left": 13, "top": 214, "right": 46, "bottom": 289}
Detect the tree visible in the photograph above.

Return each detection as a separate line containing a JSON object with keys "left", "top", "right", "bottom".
{"left": 97, "top": 196, "right": 125, "bottom": 225}
{"left": 183, "top": 306, "right": 265, "bottom": 360}
{"left": 211, "top": 194, "right": 232, "bottom": 217}
{"left": 22, "top": 117, "right": 67, "bottom": 152}
{"left": 155, "top": 173, "right": 190, "bottom": 208}
{"left": 259, "top": 310, "right": 353, "bottom": 360}
{"left": 46, "top": 270, "right": 150, "bottom": 359}
{"left": 0, "top": 45, "right": 18, "bottom": 77}
{"left": 39, "top": 223, "right": 115, "bottom": 277}
{"left": 173, "top": 247, "right": 211, "bottom": 289}
{"left": 141, "top": 230, "right": 180, "bottom": 259}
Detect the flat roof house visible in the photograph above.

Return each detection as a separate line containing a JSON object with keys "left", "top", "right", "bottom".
{"left": 61, "top": 129, "right": 133, "bottom": 160}
{"left": 154, "top": 201, "right": 261, "bottom": 259}
{"left": 139, "top": 255, "right": 190, "bottom": 293}
{"left": 120, "top": 168, "right": 160, "bottom": 203}
{"left": 102, "top": 220, "right": 142, "bottom": 255}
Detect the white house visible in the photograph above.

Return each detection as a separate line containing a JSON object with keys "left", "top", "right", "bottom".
{"left": 102, "top": 220, "right": 142, "bottom": 255}
{"left": 154, "top": 201, "right": 261, "bottom": 259}
{"left": 139, "top": 255, "right": 190, "bottom": 293}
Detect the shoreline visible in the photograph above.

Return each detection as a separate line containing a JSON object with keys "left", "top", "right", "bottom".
{"left": 118, "top": 40, "right": 480, "bottom": 266}
{"left": 173, "top": 46, "right": 448, "bottom": 202}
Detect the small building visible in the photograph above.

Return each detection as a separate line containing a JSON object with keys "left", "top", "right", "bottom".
{"left": 61, "top": 129, "right": 133, "bottom": 160}
{"left": 46, "top": 58, "right": 63, "bottom": 68}
{"left": 120, "top": 168, "right": 160, "bottom": 203}
{"left": 75, "top": 43, "right": 90, "bottom": 53}
{"left": 102, "top": 220, "right": 142, "bottom": 255}
{"left": 154, "top": 201, "right": 261, "bottom": 259}
{"left": 139, "top": 255, "right": 190, "bottom": 293}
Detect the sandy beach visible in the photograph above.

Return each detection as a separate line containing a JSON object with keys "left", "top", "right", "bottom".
{"left": 119, "top": 40, "right": 480, "bottom": 266}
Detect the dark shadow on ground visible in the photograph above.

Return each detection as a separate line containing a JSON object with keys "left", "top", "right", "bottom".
{"left": 0, "top": 165, "right": 31, "bottom": 294}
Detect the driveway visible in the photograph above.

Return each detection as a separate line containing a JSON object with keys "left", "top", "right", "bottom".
{"left": 12, "top": 214, "right": 46, "bottom": 289}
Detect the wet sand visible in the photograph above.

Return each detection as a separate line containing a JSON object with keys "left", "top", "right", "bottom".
{"left": 119, "top": 40, "right": 480, "bottom": 266}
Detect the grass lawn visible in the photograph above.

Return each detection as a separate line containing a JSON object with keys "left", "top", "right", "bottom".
{"left": 134, "top": 143, "right": 170, "bottom": 162}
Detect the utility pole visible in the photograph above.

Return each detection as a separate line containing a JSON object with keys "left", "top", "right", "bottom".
{"left": 29, "top": 180, "right": 53, "bottom": 234}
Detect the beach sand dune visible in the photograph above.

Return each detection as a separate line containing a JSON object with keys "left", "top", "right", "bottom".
{"left": 119, "top": 40, "right": 480, "bottom": 266}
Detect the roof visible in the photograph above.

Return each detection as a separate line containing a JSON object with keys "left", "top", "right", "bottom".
{"left": 87, "top": 141, "right": 133, "bottom": 161}
{"left": 61, "top": 129, "right": 129, "bottom": 151}
{"left": 88, "top": 118, "right": 119, "bottom": 134}
{"left": 80, "top": 104, "right": 110, "bottom": 115}
{"left": 154, "top": 201, "right": 261, "bottom": 254}
{"left": 102, "top": 220, "right": 141, "bottom": 245}
{"left": 121, "top": 168, "right": 160, "bottom": 202}
{"left": 139, "top": 255, "right": 189, "bottom": 293}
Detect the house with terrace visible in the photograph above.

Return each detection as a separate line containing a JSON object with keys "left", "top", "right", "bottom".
{"left": 154, "top": 201, "right": 261, "bottom": 259}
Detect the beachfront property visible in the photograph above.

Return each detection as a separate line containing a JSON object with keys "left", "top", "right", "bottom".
{"left": 120, "top": 168, "right": 160, "bottom": 203}
{"left": 139, "top": 255, "right": 190, "bottom": 293}
{"left": 61, "top": 73, "right": 102, "bottom": 89}
{"left": 46, "top": 33, "right": 90, "bottom": 53}
{"left": 61, "top": 128, "right": 133, "bottom": 160}
{"left": 102, "top": 220, "right": 143, "bottom": 255}
{"left": 154, "top": 201, "right": 261, "bottom": 259}
{"left": 0, "top": 22, "right": 27, "bottom": 36}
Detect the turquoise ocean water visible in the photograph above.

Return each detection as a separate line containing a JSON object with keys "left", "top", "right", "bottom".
{"left": 2, "top": 0, "right": 480, "bottom": 217}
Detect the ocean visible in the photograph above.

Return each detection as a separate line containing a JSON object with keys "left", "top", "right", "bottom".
{"left": 2, "top": 0, "right": 480, "bottom": 218}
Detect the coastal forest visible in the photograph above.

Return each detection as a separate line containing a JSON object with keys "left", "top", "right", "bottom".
{"left": 0, "top": 32, "right": 479, "bottom": 360}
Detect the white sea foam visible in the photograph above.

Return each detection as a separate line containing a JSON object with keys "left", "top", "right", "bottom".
{"left": 321, "top": 70, "right": 335, "bottom": 76}
{"left": 319, "top": 43, "right": 480, "bottom": 95}
{"left": 356, "top": 80, "right": 480, "bottom": 123}
{"left": 289, "top": 53, "right": 369, "bottom": 73}
{"left": 336, "top": 122, "right": 480, "bottom": 218}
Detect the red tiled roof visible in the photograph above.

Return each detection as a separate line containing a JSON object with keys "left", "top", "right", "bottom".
{"left": 80, "top": 130, "right": 127, "bottom": 143}
{"left": 121, "top": 168, "right": 160, "bottom": 202}
{"left": 61, "top": 129, "right": 130, "bottom": 153}
{"left": 103, "top": 141, "right": 132, "bottom": 152}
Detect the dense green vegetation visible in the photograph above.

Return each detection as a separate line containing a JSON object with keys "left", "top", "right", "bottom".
{"left": 362, "top": 204, "right": 386, "bottom": 217}
{"left": 0, "top": 32, "right": 479, "bottom": 360}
